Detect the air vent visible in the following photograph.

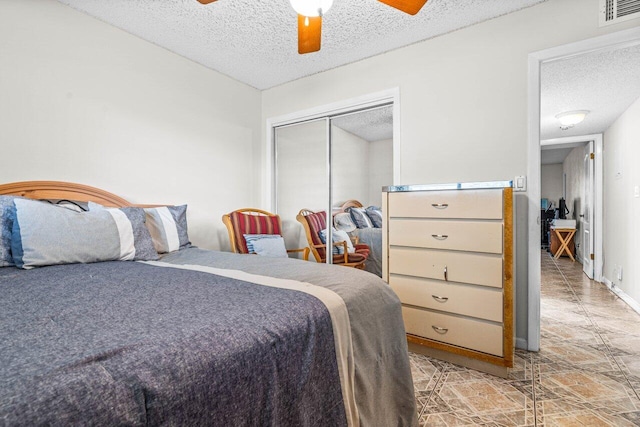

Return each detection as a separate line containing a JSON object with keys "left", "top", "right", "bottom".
{"left": 599, "top": 0, "right": 640, "bottom": 26}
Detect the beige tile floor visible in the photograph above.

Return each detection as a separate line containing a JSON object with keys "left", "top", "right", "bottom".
{"left": 411, "top": 251, "right": 640, "bottom": 426}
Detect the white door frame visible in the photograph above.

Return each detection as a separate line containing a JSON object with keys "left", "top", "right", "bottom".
{"left": 264, "top": 88, "right": 401, "bottom": 211}
{"left": 540, "top": 134, "right": 604, "bottom": 281}
{"left": 527, "top": 27, "right": 640, "bottom": 352}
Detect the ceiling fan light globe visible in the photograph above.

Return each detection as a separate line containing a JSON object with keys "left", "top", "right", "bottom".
{"left": 289, "top": 0, "right": 333, "bottom": 17}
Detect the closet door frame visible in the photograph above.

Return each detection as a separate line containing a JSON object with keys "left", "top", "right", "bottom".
{"left": 266, "top": 87, "right": 401, "bottom": 212}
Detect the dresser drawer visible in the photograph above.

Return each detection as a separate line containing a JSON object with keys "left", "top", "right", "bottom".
{"left": 389, "top": 219, "right": 503, "bottom": 254}
{"left": 390, "top": 276, "right": 503, "bottom": 322}
{"left": 389, "top": 247, "right": 503, "bottom": 288}
{"left": 388, "top": 190, "right": 503, "bottom": 220}
{"left": 402, "top": 306, "right": 503, "bottom": 356}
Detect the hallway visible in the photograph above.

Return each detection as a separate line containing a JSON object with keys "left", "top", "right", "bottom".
{"left": 412, "top": 251, "right": 640, "bottom": 426}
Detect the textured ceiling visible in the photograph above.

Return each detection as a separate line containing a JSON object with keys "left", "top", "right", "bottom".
{"left": 332, "top": 106, "right": 393, "bottom": 142}
{"left": 540, "top": 43, "right": 640, "bottom": 141}
{"left": 57, "top": 0, "right": 544, "bottom": 90}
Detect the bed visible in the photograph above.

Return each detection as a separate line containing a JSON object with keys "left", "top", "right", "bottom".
{"left": 0, "top": 181, "right": 417, "bottom": 426}
{"left": 333, "top": 200, "right": 383, "bottom": 277}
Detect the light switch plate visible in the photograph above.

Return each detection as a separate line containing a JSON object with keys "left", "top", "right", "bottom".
{"left": 514, "top": 176, "right": 527, "bottom": 192}
{"left": 634, "top": 186, "right": 639, "bottom": 198}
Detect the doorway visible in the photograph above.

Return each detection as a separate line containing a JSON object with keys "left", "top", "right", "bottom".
{"left": 527, "top": 27, "right": 640, "bottom": 352}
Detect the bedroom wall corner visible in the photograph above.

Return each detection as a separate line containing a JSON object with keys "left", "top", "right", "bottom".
{"left": 603, "top": 95, "right": 640, "bottom": 305}
{"left": 0, "top": 0, "right": 263, "bottom": 251}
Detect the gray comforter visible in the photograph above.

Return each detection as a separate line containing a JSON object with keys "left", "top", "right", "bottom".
{"left": 350, "top": 228, "right": 383, "bottom": 277}
{"left": 0, "top": 248, "right": 417, "bottom": 426}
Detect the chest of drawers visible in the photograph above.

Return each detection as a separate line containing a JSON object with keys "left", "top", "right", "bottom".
{"left": 382, "top": 183, "right": 513, "bottom": 377}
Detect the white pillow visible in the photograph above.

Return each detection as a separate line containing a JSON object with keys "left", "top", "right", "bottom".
{"left": 334, "top": 212, "right": 356, "bottom": 232}
{"left": 320, "top": 228, "right": 354, "bottom": 254}
{"left": 251, "top": 236, "right": 288, "bottom": 258}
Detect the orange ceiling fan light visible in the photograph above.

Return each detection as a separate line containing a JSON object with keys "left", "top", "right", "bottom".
{"left": 196, "top": 0, "right": 429, "bottom": 54}
{"left": 378, "top": 0, "right": 428, "bottom": 15}
{"left": 298, "top": 15, "right": 322, "bottom": 54}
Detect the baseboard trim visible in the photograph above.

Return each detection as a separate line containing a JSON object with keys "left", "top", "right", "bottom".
{"left": 603, "top": 276, "right": 640, "bottom": 315}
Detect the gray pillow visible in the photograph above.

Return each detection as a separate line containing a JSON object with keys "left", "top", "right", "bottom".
{"left": 365, "top": 206, "right": 383, "bottom": 228}
{"left": 144, "top": 205, "right": 191, "bottom": 254}
{"left": 347, "top": 207, "right": 374, "bottom": 229}
{"left": 0, "top": 195, "right": 19, "bottom": 267}
{"left": 11, "top": 198, "right": 158, "bottom": 269}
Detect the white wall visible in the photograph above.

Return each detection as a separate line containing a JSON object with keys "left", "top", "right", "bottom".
{"left": 541, "top": 164, "right": 563, "bottom": 209}
{"left": 332, "top": 127, "right": 369, "bottom": 207}
{"left": 0, "top": 0, "right": 262, "bottom": 251}
{"left": 563, "top": 146, "right": 586, "bottom": 260}
{"left": 368, "top": 139, "right": 393, "bottom": 207}
{"left": 261, "top": 0, "right": 640, "bottom": 346}
{"left": 603, "top": 96, "right": 640, "bottom": 303}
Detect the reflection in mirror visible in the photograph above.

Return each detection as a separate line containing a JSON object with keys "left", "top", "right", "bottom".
{"left": 330, "top": 106, "right": 393, "bottom": 276}
{"left": 275, "top": 119, "right": 329, "bottom": 258}
{"left": 330, "top": 106, "right": 393, "bottom": 209}
{"left": 273, "top": 105, "right": 393, "bottom": 274}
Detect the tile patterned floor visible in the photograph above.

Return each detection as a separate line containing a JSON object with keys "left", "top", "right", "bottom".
{"left": 411, "top": 251, "right": 640, "bottom": 426}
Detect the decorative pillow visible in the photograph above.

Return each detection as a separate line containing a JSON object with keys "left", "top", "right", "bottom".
{"left": 347, "top": 207, "right": 374, "bottom": 229}
{"left": 365, "top": 206, "right": 383, "bottom": 228}
{"left": 88, "top": 202, "right": 159, "bottom": 261}
{"left": 243, "top": 234, "right": 288, "bottom": 258}
{"left": 243, "top": 234, "right": 278, "bottom": 254}
{"left": 143, "top": 205, "right": 191, "bottom": 254}
{"left": 11, "top": 198, "right": 158, "bottom": 269}
{"left": 1, "top": 201, "right": 14, "bottom": 267}
{"left": 319, "top": 228, "right": 355, "bottom": 255}
{"left": 334, "top": 212, "right": 357, "bottom": 233}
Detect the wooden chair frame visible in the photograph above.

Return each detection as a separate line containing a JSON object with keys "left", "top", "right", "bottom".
{"left": 222, "top": 208, "right": 308, "bottom": 257}
{"left": 296, "top": 208, "right": 365, "bottom": 269}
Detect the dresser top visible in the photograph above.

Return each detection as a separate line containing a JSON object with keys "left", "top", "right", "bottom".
{"left": 383, "top": 181, "right": 513, "bottom": 193}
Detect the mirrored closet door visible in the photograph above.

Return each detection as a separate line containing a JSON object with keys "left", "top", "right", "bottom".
{"left": 273, "top": 105, "right": 393, "bottom": 268}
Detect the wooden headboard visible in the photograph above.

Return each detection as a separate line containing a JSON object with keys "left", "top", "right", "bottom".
{"left": 0, "top": 181, "right": 135, "bottom": 207}
{"left": 336, "top": 199, "right": 363, "bottom": 213}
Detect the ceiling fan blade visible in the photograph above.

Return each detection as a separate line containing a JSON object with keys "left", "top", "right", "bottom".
{"left": 197, "top": 0, "right": 217, "bottom": 4}
{"left": 298, "top": 15, "right": 322, "bottom": 54}
{"left": 378, "top": 0, "right": 428, "bottom": 15}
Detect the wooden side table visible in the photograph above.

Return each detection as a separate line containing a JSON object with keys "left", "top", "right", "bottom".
{"left": 551, "top": 228, "right": 576, "bottom": 261}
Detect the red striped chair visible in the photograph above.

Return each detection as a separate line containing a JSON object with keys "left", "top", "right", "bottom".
{"left": 296, "top": 209, "right": 369, "bottom": 269}
{"left": 222, "top": 208, "right": 308, "bottom": 257}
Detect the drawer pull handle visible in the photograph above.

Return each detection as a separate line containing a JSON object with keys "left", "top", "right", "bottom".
{"left": 444, "top": 265, "right": 448, "bottom": 281}
{"left": 432, "top": 326, "right": 448, "bottom": 334}
{"left": 431, "top": 203, "right": 449, "bottom": 209}
{"left": 432, "top": 295, "right": 449, "bottom": 303}
{"left": 432, "top": 234, "right": 448, "bottom": 240}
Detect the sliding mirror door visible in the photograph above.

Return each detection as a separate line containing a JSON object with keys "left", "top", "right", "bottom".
{"left": 330, "top": 106, "right": 393, "bottom": 276}
{"left": 273, "top": 104, "right": 393, "bottom": 271}
{"left": 274, "top": 119, "right": 329, "bottom": 258}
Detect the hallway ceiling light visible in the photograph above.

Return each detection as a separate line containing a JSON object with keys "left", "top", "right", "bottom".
{"left": 556, "top": 110, "right": 590, "bottom": 130}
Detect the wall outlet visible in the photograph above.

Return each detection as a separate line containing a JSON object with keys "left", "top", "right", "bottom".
{"left": 635, "top": 186, "right": 639, "bottom": 198}
{"left": 617, "top": 266, "right": 623, "bottom": 281}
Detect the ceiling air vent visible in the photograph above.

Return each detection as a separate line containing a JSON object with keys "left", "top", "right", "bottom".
{"left": 599, "top": 0, "right": 640, "bottom": 26}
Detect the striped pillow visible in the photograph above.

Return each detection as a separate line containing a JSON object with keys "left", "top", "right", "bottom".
{"left": 365, "top": 206, "right": 383, "bottom": 228}
{"left": 229, "top": 211, "right": 281, "bottom": 254}
{"left": 11, "top": 198, "right": 157, "bottom": 269}
{"left": 144, "top": 205, "right": 191, "bottom": 254}
{"left": 0, "top": 196, "right": 20, "bottom": 267}
{"left": 347, "top": 207, "right": 374, "bottom": 229}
